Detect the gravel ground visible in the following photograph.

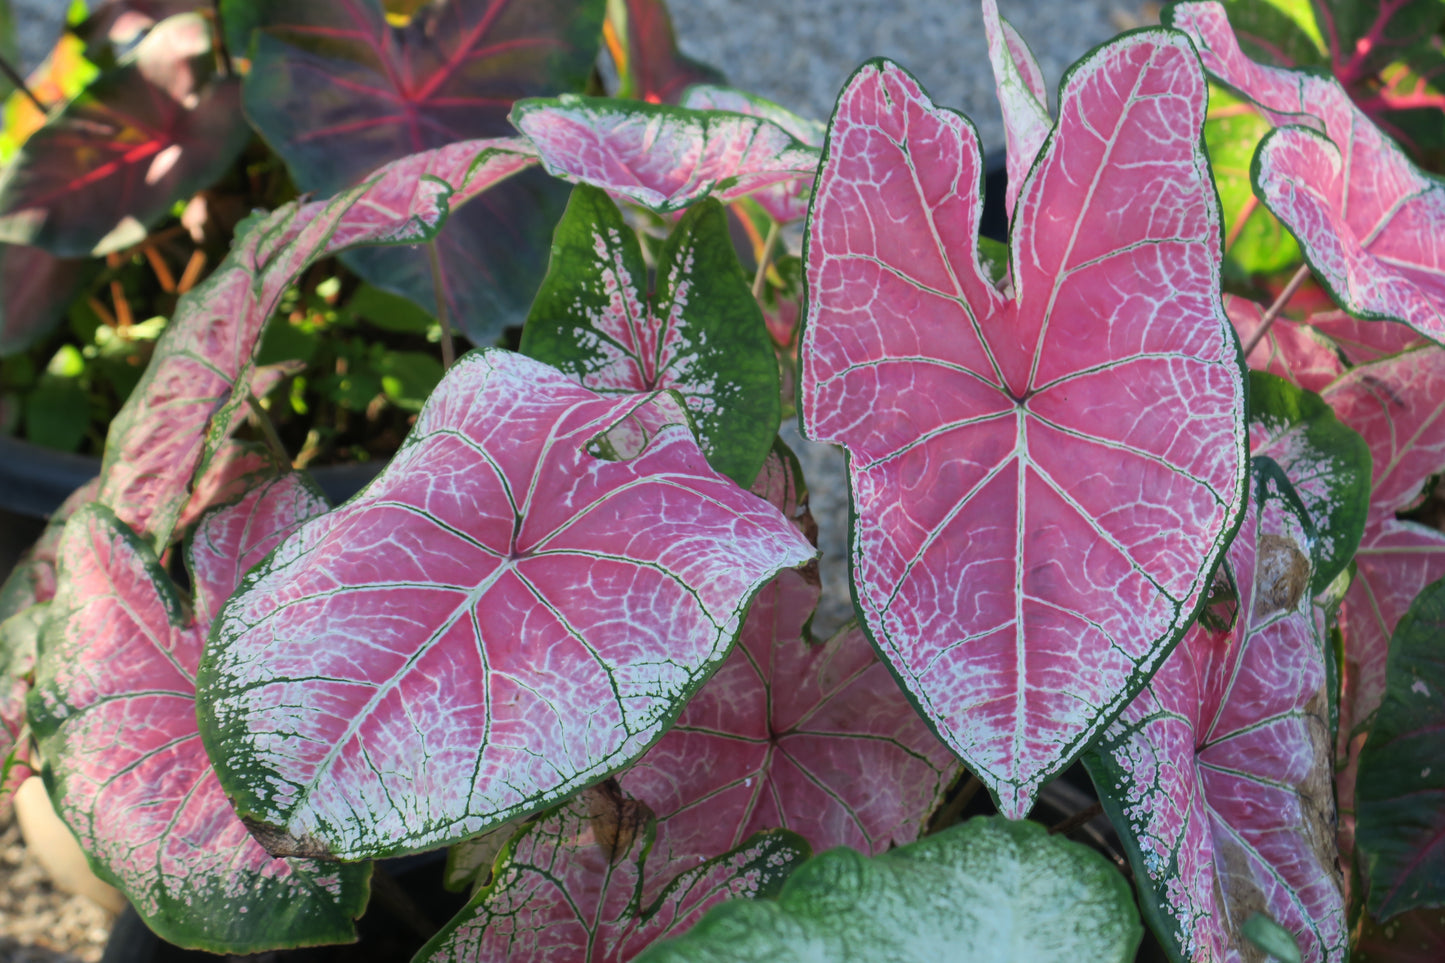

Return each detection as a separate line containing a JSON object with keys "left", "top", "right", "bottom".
{"left": 0, "top": 1, "right": 1127, "bottom": 959}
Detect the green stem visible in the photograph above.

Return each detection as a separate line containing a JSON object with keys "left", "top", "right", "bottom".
{"left": 247, "top": 393, "right": 290, "bottom": 466}
{"left": 427, "top": 242, "right": 456, "bottom": 369}
{"left": 752, "top": 221, "right": 781, "bottom": 300}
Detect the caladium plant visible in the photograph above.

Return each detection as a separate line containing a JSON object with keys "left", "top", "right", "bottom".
{"left": 7, "top": 0, "right": 1445, "bottom": 959}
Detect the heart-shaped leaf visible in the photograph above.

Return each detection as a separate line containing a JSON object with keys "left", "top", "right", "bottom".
{"left": 197, "top": 349, "right": 816, "bottom": 860}
{"left": 620, "top": 439, "right": 955, "bottom": 905}
{"left": 634, "top": 816, "right": 1143, "bottom": 963}
{"left": 605, "top": 0, "right": 725, "bottom": 104}
{"left": 1086, "top": 460, "right": 1347, "bottom": 963}
{"left": 521, "top": 185, "right": 779, "bottom": 486}
{"left": 1249, "top": 371, "right": 1371, "bottom": 594}
{"left": 0, "top": 13, "right": 249, "bottom": 256}
{"left": 0, "top": 243, "right": 87, "bottom": 355}
{"left": 1355, "top": 576, "right": 1445, "bottom": 920}
{"left": 417, "top": 785, "right": 808, "bottom": 962}
{"left": 27, "top": 478, "right": 370, "bottom": 952}
{"left": 511, "top": 95, "right": 819, "bottom": 215}
{"left": 1168, "top": 1, "right": 1445, "bottom": 342}
{"left": 97, "top": 139, "right": 534, "bottom": 548}
{"left": 800, "top": 46, "right": 1248, "bottom": 815}
{"left": 227, "top": 0, "right": 603, "bottom": 340}
{"left": 982, "top": 0, "right": 1050, "bottom": 223}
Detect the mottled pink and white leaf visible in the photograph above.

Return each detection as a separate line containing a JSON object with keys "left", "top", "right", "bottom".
{"left": 197, "top": 349, "right": 816, "bottom": 860}
{"left": 1226, "top": 295, "right": 1343, "bottom": 393}
{"left": 800, "top": 47, "right": 1247, "bottom": 815}
{"left": 982, "top": 0, "right": 1051, "bottom": 222}
{"left": 1087, "top": 461, "right": 1346, "bottom": 963}
{"left": 511, "top": 95, "right": 819, "bottom": 215}
{"left": 26, "top": 479, "right": 368, "bottom": 953}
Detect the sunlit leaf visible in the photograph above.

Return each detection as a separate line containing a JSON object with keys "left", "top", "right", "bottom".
{"left": 800, "top": 47, "right": 1247, "bottom": 815}
{"left": 28, "top": 480, "right": 370, "bottom": 952}
{"left": 197, "top": 349, "right": 816, "bottom": 860}
{"left": 1087, "top": 460, "right": 1347, "bottom": 963}
{"left": 634, "top": 816, "right": 1142, "bottom": 962}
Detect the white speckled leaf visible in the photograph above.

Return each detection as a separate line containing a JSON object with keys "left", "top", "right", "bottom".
{"left": 27, "top": 479, "right": 368, "bottom": 953}
{"left": 800, "top": 46, "right": 1247, "bottom": 816}
{"left": 197, "top": 349, "right": 816, "bottom": 860}
{"left": 983, "top": 0, "right": 1051, "bottom": 222}
{"left": 1086, "top": 461, "right": 1346, "bottom": 963}
{"left": 417, "top": 785, "right": 808, "bottom": 962}
{"left": 511, "top": 95, "right": 818, "bottom": 214}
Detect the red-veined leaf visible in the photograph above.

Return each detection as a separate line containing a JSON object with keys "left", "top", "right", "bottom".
{"left": 800, "top": 46, "right": 1247, "bottom": 815}
{"left": 226, "top": 0, "right": 602, "bottom": 341}
{"left": 620, "top": 440, "right": 954, "bottom": 905}
{"left": 1087, "top": 460, "right": 1346, "bottom": 963}
{"left": 96, "top": 138, "right": 534, "bottom": 548}
{"left": 0, "top": 243, "right": 87, "bottom": 355}
{"left": 982, "top": 0, "right": 1050, "bottom": 223}
{"left": 1354, "top": 905, "right": 1445, "bottom": 961}
{"left": 0, "top": 13, "right": 249, "bottom": 257}
{"left": 1354, "top": 576, "right": 1445, "bottom": 919}
{"left": 511, "top": 95, "right": 819, "bottom": 215}
{"left": 1227, "top": 294, "right": 1344, "bottom": 393}
{"left": 605, "top": 0, "right": 725, "bottom": 104}
{"left": 1312, "top": 0, "right": 1444, "bottom": 85}
{"left": 196, "top": 349, "right": 816, "bottom": 860}
{"left": 416, "top": 785, "right": 808, "bottom": 962}
{"left": 1168, "top": 1, "right": 1445, "bottom": 342}
{"left": 520, "top": 185, "right": 779, "bottom": 486}
{"left": 27, "top": 479, "right": 370, "bottom": 952}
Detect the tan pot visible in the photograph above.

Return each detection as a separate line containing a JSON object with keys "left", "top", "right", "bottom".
{"left": 13, "top": 776, "right": 127, "bottom": 915}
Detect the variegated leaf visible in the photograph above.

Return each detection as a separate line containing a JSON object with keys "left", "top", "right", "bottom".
{"left": 97, "top": 139, "right": 536, "bottom": 548}
{"left": 1087, "top": 460, "right": 1346, "bottom": 963}
{"left": 197, "top": 349, "right": 816, "bottom": 860}
{"left": 800, "top": 47, "right": 1247, "bottom": 815}
{"left": 982, "top": 0, "right": 1051, "bottom": 223}
{"left": 521, "top": 185, "right": 779, "bottom": 486}
{"left": 417, "top": 785, "right": 808, "bottom": 962}
{"left": 511, "top": 95, "right": 819, "bottom": 215}
{"left": 1227, "top": 295, "right": 1344, "bottom": 394}
{"left": 27, "top": 479, "right": 369, "bottom": 952}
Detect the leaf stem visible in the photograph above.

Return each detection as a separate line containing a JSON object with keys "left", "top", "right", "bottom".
{"left": 210, "top": 0, "right": 233, "bottom": 77}
{"left": 1239, "top": 262, "right": 1312, "bottom": 358}
{"left": 246, "top": 392, "right": 290, "bottom": 465}
{"left": 926, "top": 773, "right": 982, "bottom": 834}
{"left": 427, "top": 242, "right": 456, "bottom": 369}
{"left": 1049, "top": 801, "right": 1103, "bottom": 836}
{"left": 752, "top": 221, "right": 780, "bottom": 300}
{"left": 0, "top": 53, "right": 46, "bottom": 116}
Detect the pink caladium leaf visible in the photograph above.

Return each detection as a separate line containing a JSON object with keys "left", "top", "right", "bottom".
{"left": 96, "top": 138, "right": 535, "bottom": 549}
{"left": 800, "top": 46, "right": 1247, "bottom": 815}
{"left": 982, "top": 0, "right": 1051, "bottom": 223}
{"left": 228, "top": 0, "right": 601, "bottom": 340}
{"left": 520, "top": 185, "right": 780, "bottom": 486}
{"left": 0, "top": 243, "right": 87, "bottom": 355}
{"left": 1248, "top": 371, "right": 1372, "bottom": 595}
{"left": 620, "top": 439, "right": 955, "bottom": 905}
{"left": 1168, "top": 1, "right": 1445, "bottom": 343}
{"left": 196, "top": 349, "right": 816, "bottom": 860}
{"left": 0, "top": 604, "right": 43, "bottom": 810}
{"left": 0, "top": 13, "right": 249, "bottom": 257}
{"left": 511, "top": 95, "right": 820, "bottom": 216}
{"left": 1354, "top": 575, "right": 1445, "bottom": 920}
{"left": 1226, "top": 294, "right": 1344, "bottom": 394}
{"left": 1087, "top": 460, "right": 1346, "bottom": 963}
{"left": 26, "top": 479, "right": 371, "bottom": 952}
{"left": 416, "top": 785, "right": 809, "bottom": 962}
{"left": 606, "top": 0, "right": 725, "bottom": 104}
{"left": 1306, "top": 309, "right": 1427, "bottom": 364}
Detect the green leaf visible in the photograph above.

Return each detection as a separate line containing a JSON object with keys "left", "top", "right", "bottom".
{"left": 25, "top": 378, "right": 90, "bottom": 452}
{"left": 1221, "top": 0, "right": 1328, "bottom": 67}
{"left": 522, "top": 185, "right": 779, "bottom": 486}
{"left": 1249, "top": 371, "right": 1372, "bottom": 594}
{"left": 375, "top": 349, "right": 442, "bottom": 413}
{"left": 343, "top": 284, "right": 435, "bottom": 335}
{"left": 1355, "top": 576, "right": 1445, "bottom": 919}
{"left": 1243, "top": 913, "right": 1305, "bottom": 963}
{"left": 1207, "top": 86, "right": 1302, "bottom": 278}
{"left": 634, "top": 817, "right": 1142, "bottom": 962}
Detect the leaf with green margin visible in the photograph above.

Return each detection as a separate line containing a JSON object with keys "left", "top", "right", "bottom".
{"left": 1206, "top": 86, "right": 1302, "bottom": 278}
{"left": 521, "top": 185, "right": 779, "bottom": 486}
{"left": 1354, "top": 576, "right": 1445, "bottom": 920}
{"left": 511, "top": 95, "right": 819, "bottom": 215}
{"left": 634, "top": 816, "right": 1142, "bottom": 963}
{"left": 96, "top": 138, "right": 535, "bottom": 549}
{"left": 1248, "top": 371, "right": 1371, "bottom": 594}
{"left": 196, "top": 349, "right": 815, "bottom": 861}
{"left": 225, "top": 0, "right": 602, "bottom": 342}
{"left": 1086, "top": 459, "right": 1346, "bottom": 963}
{"left": 417, "top": 785, "right": 808, "bottom": 962}
{"left": 27, "top": 480, "right": 370, "bottom": 953}
{"left": 0, "top": 14, "right": 249, "bottom": 257}
{"left": 1217, "top": 0, "right": 1328, "bottom": 67}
